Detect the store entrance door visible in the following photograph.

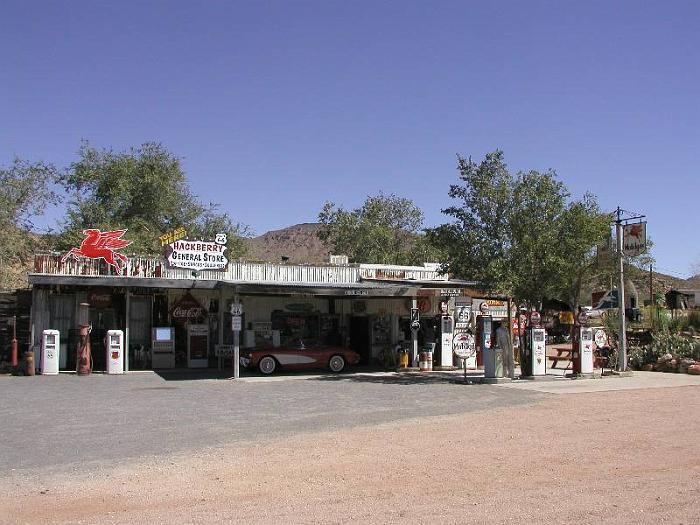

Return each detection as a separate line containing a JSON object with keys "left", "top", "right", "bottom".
{"left": 349, "top": 316, "right": 370, "bottom": 365}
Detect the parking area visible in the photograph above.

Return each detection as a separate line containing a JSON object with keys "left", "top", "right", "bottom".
{"left": 0, "top": 370, "right": 543, "bottom": 474}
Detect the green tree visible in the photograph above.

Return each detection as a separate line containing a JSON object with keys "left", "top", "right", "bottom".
{"left": 427, "top": 151, "right": 610, "bottom": 309}
{"left": 318, "top": 193, "right": 438, "bottom": 265}
{"left": 58, "top": 141, "right": 250, "bottom": 257}
{"left": 0, "top": 158, "right": 60, "bottom": 289}
{"left": 550, "top": 194, "right": 612, "bottom": 309}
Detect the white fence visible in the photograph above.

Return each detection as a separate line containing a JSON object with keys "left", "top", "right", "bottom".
{"left": 33, "top": 254, "right": 447, "bottom": 285}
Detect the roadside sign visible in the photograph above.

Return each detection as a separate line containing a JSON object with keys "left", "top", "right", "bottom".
{"left": 230, "top": 303, "right": 243, "bottom": 316}
{"left": 623, "top": 222, "right": 647, "bottom": 256}
{"left": 453, "top": 332, "right": 475, "bottom": 359}
{"left": 530, "top": 311, "right": 541, "bottom": 325}
{"left": 410, "top": 307, "right": 420, "bottom": 327}
{"left": 411, "top": 320, "right": 420, "bottom": 332}
{"left": 577, "top": 311, "right": 588, "bottom": 325}
{"left": 594, "top": 329, "right": 608, "bottom": 348}
{"left": 479, "top": 302, "right": 490, "bottom": 315}
{"left": 231, "top": 315, "right": 242, "bottom": 331}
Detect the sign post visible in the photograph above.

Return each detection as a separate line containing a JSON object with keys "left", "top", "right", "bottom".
{"left": 615, "top": 208, "right": 647, "bottom": 371}
{"left": 453, "top": 331, "right": 475, "bottom": 382}
{"left": 410, "top": 300, "right": 419, "bottom": 366}
{"left": 230, "top": 300, "right": 243, "bottom": 379}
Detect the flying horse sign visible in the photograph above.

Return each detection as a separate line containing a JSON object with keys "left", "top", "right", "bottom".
{"left": 62, "top": 229, "right": 133, "bottom": 272}
{"left": 165, "top": 233, "right": 229, "bottom": 271}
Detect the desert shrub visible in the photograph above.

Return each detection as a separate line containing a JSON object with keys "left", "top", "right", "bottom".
{"left": 628, "top": 344, "right": 663, "bottom": 369}
{"left": 686, "top": 310, "right": 700, "bottom": 332}
{"left": 648, "top": 331, "right": 700, "bottom": 361}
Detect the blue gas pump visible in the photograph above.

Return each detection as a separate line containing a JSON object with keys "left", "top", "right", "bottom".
{"left": 476, "top": 315, "right": 492, "bottom": 370}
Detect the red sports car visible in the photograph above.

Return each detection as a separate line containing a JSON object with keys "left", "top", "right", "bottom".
{"left": 240, "top": 339, "right": 361, "bottom": 375}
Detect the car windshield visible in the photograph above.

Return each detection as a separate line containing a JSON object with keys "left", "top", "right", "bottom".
{"left": 290, "top": 338, "right": 321, "bottom": 350}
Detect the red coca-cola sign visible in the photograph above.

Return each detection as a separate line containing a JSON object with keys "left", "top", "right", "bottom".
{"left": 171, "top": 293, "right": 205, "bottom": 322}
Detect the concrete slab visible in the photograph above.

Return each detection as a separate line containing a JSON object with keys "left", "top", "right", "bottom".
{"left": 496, "top": 371, "right": 700, "bottom": 394}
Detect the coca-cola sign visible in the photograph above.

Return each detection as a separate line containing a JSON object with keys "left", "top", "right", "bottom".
{"left": 171, "top": 293, "right": 205, "bottom": 322}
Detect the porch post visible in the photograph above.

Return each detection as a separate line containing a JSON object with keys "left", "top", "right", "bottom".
{"left": 218, "top": 287, "right": 224, "bottom": 371}
{"left": 233, "top": 292, "right": 240, "bottom": 379}
{"left": 125, "top": 289, "right": 130, "bottom": 372}
{"left": 412, "top": 297, "right": 418, "bottom": 367}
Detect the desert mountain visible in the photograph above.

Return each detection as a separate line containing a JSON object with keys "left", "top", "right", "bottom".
{"left": 246, "top": 223, "right": 332, "bottom": 264}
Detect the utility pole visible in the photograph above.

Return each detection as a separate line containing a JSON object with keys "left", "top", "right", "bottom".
{"left": 649, "top": 264, "right": 654, "bottom": 331}
{"left": 615, "top": 207, "right": 627, "bottom": 372}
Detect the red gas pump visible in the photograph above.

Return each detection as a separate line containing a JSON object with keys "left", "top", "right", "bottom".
{"left": 11, "top": 315, "right": 18, "bottom": 368}
{"left": 77, "top": 324, "right": 92, "bottom": 375}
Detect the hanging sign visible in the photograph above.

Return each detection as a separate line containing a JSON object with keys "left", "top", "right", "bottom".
{"left": 62, "top": 228, "right": 133, "bottom": 273}
{"left": 165, "top": 234, "right": 228, "bottom": 271}
{"left": 623, "top": 222, "right": 647, "bottom": 256}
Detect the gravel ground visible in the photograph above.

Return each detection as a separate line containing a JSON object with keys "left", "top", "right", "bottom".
{"left": 2, "top": 383, "right": 699, "bottom": 525}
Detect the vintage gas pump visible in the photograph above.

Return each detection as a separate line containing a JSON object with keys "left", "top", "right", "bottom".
{"left": 477, "top": 314, "right": 497, "bottom": 376}
{"left": 105, "top": 330, "right": 124, "bottom": 374}
{"left": 76, "top": 302, "right": 92, "bottom": 376}
{"left": 522, "top": 311, "right": 546, "bottom": 377}
{"left": 41, "top": 329, "right": 60, "bottom": 375}
{"left": 523, "top": 325, "right": 547, "bottom": 377}
{"left": 572, "top": 313, "right": 594, "bottom": 376}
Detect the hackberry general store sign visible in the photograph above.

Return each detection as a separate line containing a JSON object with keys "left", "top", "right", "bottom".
{"left": 165, "top": 234, "right": 229, "bottom": 271}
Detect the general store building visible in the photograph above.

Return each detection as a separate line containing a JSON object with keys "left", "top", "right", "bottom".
{"left": 28, "top": 253, "right": 504, "bottom": 373}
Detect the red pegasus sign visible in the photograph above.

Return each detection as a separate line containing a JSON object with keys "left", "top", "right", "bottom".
{"left": 62, "top": 229, "right": 133, "bottom": 272}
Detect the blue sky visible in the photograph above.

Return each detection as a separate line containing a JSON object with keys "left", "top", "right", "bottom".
{"left": 2, "top": 1, "right": 698, "bottom": 278}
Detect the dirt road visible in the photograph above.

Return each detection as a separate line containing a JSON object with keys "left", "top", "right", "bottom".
{"left": 2, "top": 385, "right": 699, "bottom": 524}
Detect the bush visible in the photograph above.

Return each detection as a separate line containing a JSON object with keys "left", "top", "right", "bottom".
{"left": 649, "top": 331, "right": 699, "bottom": 361}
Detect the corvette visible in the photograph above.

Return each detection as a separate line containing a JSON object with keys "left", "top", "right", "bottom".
{"left": 240, "top": 339, "right": 361, "bottom": 375}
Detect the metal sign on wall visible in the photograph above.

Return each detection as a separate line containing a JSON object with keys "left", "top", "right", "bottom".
{"left": 165, "top": 234, "right": 228, "bottom": 271}
{"left": 623, "top": 222, "right": 647, "bottom": 256}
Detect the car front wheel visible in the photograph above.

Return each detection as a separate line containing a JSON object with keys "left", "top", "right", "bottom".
{"left": 329, "top": 355, "right": 346, "bottom": 373}
{"left": 259, "top": 356, "right": 277, "bottom": 375}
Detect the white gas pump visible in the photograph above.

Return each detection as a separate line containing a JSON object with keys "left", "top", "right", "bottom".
{"left": 105, "top": 330, "right": 124, "bottom": 374}
{"left": 41, "top": 329, "right": 60, "bottom": 375}
{"left": 575, "top": 326, "right": 594, "bottom": 376}
{"left": 526, "top": 327, "right": 547, "bottom": 376}
{"left": 440, "top": 315, "right": 454, "bottom": 367}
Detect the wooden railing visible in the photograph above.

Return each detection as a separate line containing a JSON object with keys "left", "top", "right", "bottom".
{"left": 32, "top": 254, "right": 449, "bottom": 285}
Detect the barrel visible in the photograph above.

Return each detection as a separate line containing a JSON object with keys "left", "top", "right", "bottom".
{"left": 419, "top": 351, "right": 433, "bottom": 372}
{"left": 24, "top": 350, "right": 35, "bottom": 376}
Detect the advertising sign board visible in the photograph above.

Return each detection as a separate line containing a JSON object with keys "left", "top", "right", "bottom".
{"left": 623, "top": 222, "right": 647, "bottom": 256}
{"left": 165, "top": 234, "right": 228, "bottom": 271}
